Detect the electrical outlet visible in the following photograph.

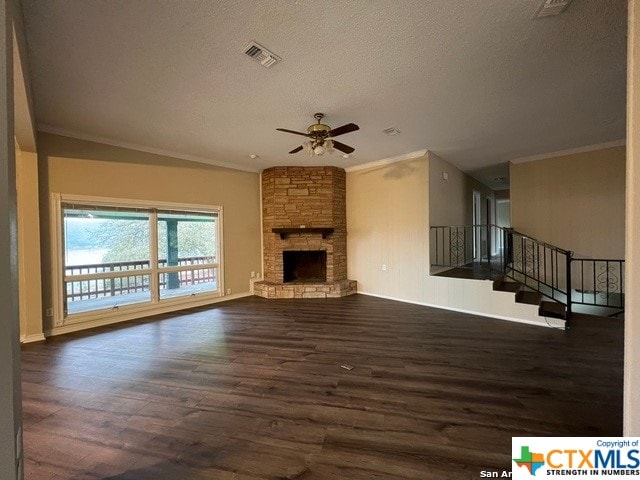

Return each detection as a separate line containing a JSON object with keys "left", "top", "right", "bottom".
{"left": 226, "top": 288, "right": 232, "bottom": 295}
{"left": 381, "top": 264, "right": 387, "bottom": 271}
{"left": 45, "top": 308, "right": 53, "bottom": 317}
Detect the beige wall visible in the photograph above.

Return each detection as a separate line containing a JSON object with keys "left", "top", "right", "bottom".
{"left": 15, "top": 144, "right": 43, "bottom": 340}
{"left": 1, "top": 2, "right": 22, "bottom": 476}
{"left": 429, "top": 152, "right": 494, "bottom": 227}
{"left": 38, "top": 133, "right": 262, "bottom": 331}
{"left": 12, "top": 21, "right": 35, "bottom": 153}
{"left": 429, "top": 152, "right": 496, "bottom": 265}
{"left": 347, "top": 156, "right": 429, "bottom": 302}
{"left": 625, "top": 0, "right": 640, "bottom": 436}
{"left": 511, "top": 146, "right": 626, "bottom": 259}
{"left": 494, "top": 189, "right": 510, "bottom": 200}
{"left": 347, "top": 153, "right": 560, "bottom": 327}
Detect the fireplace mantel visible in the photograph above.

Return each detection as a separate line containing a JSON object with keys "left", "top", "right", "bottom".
{"left": 272, "top": 227, "right": 334, "bottom": 240}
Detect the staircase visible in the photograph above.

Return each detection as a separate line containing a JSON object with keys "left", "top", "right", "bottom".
{"left": 430, "top": 224, "right": 625, "bottom": 327}
{"left": 493, "top": 276, "right": 567, "bottom": 320}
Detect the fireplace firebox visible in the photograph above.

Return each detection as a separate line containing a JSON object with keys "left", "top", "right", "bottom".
{"left": 283, "top": 250, "right": 327, "bottom": 283}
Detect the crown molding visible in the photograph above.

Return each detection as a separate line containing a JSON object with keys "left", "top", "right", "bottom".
{"left": 345, "top": 149, "right": 428, "bottom": 173}
{"left": 37, "top": 125, "right": 261, "bottom": 173}
{"left": 509, "top": 139, "right": 626, "bottom": 165}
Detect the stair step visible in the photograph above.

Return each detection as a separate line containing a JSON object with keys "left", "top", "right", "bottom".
{"left": 493, "top": 277, "right": 521, "bottom": 293}
{"left": 515, "top": 290, "right": 543, "bottom": 306}
{"left": 539, "top": 300, "right": 567, "bottom": 319}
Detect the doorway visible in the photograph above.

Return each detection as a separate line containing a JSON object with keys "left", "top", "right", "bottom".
{"left": 487, "top": 197, "right": 496, "bottom": 255}
{"left": 496, "top": 199, "right": 511, "bottom": 228}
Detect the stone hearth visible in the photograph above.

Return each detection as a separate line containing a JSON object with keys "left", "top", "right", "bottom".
{"left": 254, "top": 166, "right": 357, "bottom": 299}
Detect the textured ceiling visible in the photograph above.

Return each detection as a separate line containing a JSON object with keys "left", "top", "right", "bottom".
{"left": 21, "top": 0, "right": 627, "bottom": 177}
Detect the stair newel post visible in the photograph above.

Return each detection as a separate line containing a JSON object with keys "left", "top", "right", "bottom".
{"left": 565, "top": 251, "right": 573, "bottom": 319}
{"left": 486, "top": 224, "right": 492, "bottom": 273}
{"left": 503, "top": 228, "right": 511, "bottom": 274}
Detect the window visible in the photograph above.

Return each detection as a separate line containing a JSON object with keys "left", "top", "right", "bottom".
{"left": 156, "top": 211, "right": 219, "bottom": 300}
{"left": 55, "top": 195, "right": 222, "bottom": 323}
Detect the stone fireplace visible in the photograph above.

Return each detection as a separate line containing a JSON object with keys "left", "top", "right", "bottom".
{"left": 254, "top": 166, "right": 357, "bottom": 299}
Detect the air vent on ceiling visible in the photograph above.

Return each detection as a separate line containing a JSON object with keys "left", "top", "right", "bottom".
{"left": 534, "top": 0, "right": 573, "bottom": 18}
{"left": 243, "top": 41, "right": 281, "bottom": 68}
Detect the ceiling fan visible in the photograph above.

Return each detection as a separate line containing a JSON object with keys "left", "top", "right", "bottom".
{"left": 277, "top": 113, "right": 359, "bottom": 156}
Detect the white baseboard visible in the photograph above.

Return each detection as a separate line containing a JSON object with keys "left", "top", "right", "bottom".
{"left": 356, "top": 291, "right": 565, "bottom": 329}
{"left": 20, "top": 333, "right": 47, "bottom": 344}
{"left": 45, "top": 292, "right": 253, "bottom": 337}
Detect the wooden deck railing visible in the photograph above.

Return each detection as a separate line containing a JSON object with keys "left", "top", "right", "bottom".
{"left": 65, "top": 256, "right": 216, "bottom": 301}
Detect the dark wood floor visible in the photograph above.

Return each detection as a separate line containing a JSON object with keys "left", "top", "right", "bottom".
{"left": 21, "top": 294, "right": 623, "bottom": 480}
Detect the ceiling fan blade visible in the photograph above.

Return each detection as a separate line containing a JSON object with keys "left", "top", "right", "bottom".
{"left": 332, "top": 140, "right": 355, "bottom": 154}
{"left": 328, "top": 123, "right": 359, "bottom": 137}
{"left": 289, "top": 145, "right": 304, "bottom": 154}
{"left": 276, "top": 128, "right": 311, "bottom": 137}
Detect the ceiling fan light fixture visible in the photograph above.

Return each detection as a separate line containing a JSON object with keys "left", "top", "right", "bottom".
{"left": 304, "top": 141, "right": 314, "bottom": 156}
{"left": 325, "top": 139, "right": 334, "bottom": 154}
{"left": 277, "top": 114, "right": 359, "bottom": 157}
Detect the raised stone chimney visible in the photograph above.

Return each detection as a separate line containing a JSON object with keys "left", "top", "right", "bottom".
{"left": 254, "top": 166, "right": 357, "bottom": 298}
